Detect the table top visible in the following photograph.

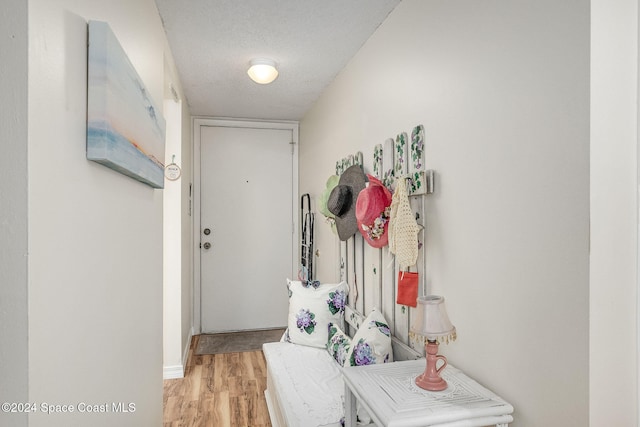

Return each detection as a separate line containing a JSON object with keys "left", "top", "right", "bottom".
{"left": 342, "top": 359, "right": 514, "bottom": 427}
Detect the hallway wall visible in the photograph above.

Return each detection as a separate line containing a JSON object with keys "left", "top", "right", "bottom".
{"left": 300, "top": 1, "right": 591, "bottom": 425}
{"left": 0, "top": 1, "right": 29, "bottom": 426}
{"left": 163, "top": 61, "right": 193, "bottom": 378}
{"left": 590, "top": 0, "right": 639, "bottom": 424}
{"left": 24, "top": 0, "right": 180, "bottom": 425}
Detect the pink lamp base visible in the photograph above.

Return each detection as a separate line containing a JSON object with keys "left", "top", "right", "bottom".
{"left": 415, "top": 371, "right": 448, "bottom": 391}
{"left": 415, "top": 340, "right": 448, "bottom": 391}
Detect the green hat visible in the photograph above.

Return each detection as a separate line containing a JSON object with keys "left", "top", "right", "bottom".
{"left": 318, "top": 175, "right": 339, "bottom": 234}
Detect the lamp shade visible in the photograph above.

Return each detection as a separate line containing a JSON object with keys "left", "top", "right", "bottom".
{"left": 247, "top": 58, "right": 279, "bottom": 84}
{"left": 411, "top": 295, "right": 456, "bottom": 343}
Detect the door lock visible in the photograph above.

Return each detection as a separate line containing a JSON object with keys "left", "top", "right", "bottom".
{"left": 203, "top": 228, "right": 211, "bottom": 235}
{"left": 203, "top": 242, "right": 211, "bottom": 250}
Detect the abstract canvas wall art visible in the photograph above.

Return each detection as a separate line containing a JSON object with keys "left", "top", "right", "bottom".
{"left": 87, "top": 20, "right": 165, "bottom": 189}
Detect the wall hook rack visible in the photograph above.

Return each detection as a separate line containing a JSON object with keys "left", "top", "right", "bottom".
{"left": 407, "top": 169, "right": 435, "bottom": 196}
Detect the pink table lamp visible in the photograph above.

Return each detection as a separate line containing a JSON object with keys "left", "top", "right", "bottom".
{"left": 410, "top": 295, "right": 457, "bottom": 391}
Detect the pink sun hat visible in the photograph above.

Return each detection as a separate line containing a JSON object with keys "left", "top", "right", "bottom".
{"left": 356, "top": 175, "right": 392, "bottom": 248}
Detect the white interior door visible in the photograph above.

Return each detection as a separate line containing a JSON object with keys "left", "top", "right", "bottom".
{"left": 200, "top": 124, "right": 294, "bottom": 332}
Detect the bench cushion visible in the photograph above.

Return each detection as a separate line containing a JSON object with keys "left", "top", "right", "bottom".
{"left": 263, "top": 341, "right": 344, "bottom": 427}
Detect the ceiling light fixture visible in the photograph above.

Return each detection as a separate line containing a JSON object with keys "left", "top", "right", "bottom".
{"left": 247, "top": 58, "right": 279, "bottom": 84}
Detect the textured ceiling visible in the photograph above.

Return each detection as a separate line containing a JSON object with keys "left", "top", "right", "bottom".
{"left": 154, "top": 0, "right": 402, "bottom": 121}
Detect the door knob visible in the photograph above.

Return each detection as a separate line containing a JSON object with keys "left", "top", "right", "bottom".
{"left": 203, "top": 242, "right": 211, "bottom": 250}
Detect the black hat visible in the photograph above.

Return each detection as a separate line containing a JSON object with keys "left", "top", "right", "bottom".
{"left": 327, "top": 165, "right": 367, "bottom": 241}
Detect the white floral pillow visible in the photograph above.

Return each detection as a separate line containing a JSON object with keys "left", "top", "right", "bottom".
{"left": 345, "top": 308, "right": 393, "bottom": 366}
{"left": 285, "top": 279, "right": 349, "bottom": 348}
{"left": 327, "top": 322, "right": 351, "bottom": 366}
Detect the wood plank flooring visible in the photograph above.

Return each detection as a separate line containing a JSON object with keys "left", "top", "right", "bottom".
{"left": 163, "top": 335, "right": 272, "bottom": 427}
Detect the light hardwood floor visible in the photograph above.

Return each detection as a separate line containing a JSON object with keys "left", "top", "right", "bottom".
{"left": 163, "top": 335, "right": 272, "bottom": 427}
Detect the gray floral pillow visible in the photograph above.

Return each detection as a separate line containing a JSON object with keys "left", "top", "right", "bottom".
{"left": 285, "top": 279, "right": 349, "bottom": 348}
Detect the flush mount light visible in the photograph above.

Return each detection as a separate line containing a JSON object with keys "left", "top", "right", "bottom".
{"left": 247, "top": 58, "right": 279, "bottom": 84}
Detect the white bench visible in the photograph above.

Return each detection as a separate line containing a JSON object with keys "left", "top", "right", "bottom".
{"left": 263, "top": 306, "right": 421, "bottom": 427}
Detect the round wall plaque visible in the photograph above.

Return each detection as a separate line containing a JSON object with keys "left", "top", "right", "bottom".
{"left": 165, "top": 163, "right": 181, "bottom": 181}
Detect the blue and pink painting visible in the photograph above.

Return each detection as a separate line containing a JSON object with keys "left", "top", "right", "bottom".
{"left": 87, "top": 20, "right": 165, "bottom": 189}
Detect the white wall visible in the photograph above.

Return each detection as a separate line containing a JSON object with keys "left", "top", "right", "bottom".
{"left": 163, "top": 95, "right": 185, "bottom": 378}
{"left": 26, "top": 0, "right": 178, "bottom": 425}
{"left": 300, "top": 1, "right": 591, "bottom": 425}
{"left": 0, "top": 1, "right": 28, "bottom": 426}
{"left": 590, "top": 0, "right": 639, "bottom": 425}
{"left": 180, "top": 81, "right": 193, "bottom": 372}
{"left": 161, "top": 47, "right": 193, "bottom": 380}
{"left": 162, "top": 53, "right": 193, "bottom": 378}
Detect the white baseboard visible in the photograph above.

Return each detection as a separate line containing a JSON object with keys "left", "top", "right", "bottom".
{"left": 163, "top": 364, "right": 184, "bottom": 379}
{"left": 163, "top": 327, "right": 194, "bottom": 380}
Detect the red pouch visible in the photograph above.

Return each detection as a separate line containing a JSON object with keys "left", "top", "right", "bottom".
{"left": 396, "top": 271, "right": 419, "bottom": 307}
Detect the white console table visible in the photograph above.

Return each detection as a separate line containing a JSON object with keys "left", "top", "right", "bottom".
{"left": 342, "top": 359, "right": 514, "bottom": 427}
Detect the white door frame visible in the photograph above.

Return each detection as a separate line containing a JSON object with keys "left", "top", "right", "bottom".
{"left": 192, "top": 117, "right": 299, "bottom": 334}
